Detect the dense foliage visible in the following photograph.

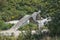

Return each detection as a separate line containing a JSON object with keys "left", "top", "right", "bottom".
{"left": 0, "top": 20, "right": 12, "bottom": 30}
{"left": 0, "top": 0, "right": 59, "bottom": 21}
{"left": 48, "top": 13, "right": 60, "bottom": 36}
{"left": 0, "top": 0, "right": 39, "bottom": 21}
{"left": 0, "top": 0, "right": 60, "bottom": 38}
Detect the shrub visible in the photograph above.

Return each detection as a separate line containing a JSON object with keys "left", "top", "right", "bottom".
{"left": 0, "top": 20, "right": 13, "bottom": 30}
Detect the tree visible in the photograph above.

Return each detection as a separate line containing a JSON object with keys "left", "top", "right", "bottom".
{"left": 47, "top": 13, "right": 60, "bottom": 36}
{"left": 0, "top": 0, "right": 60, "bottom": 36}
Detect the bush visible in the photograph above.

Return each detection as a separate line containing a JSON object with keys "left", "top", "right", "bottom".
{"left": 0, "top": 20, "right": 13, "bottom": 30}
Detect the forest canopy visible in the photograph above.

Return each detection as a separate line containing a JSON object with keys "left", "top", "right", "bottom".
{"left": 0, "top": 0, "right": 59, "bottom": 21}
{"left": 0, "top": 0, "right": 60, "bottom": 35}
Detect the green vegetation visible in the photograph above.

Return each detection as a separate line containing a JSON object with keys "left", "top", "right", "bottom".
{"left": 0, "top": 20, "right": 13, "bottom": 30}
{"left": 0, "top": 0, "right": 60, "bottom": 40}
{"left": 48, "top": 13, "right": 60, "bottom": 36}
{"left": 0, "top": 36, "right": 16, "bottom": 40}
{"left": 0, "top": 0, "right": 59, "bottom": 21}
